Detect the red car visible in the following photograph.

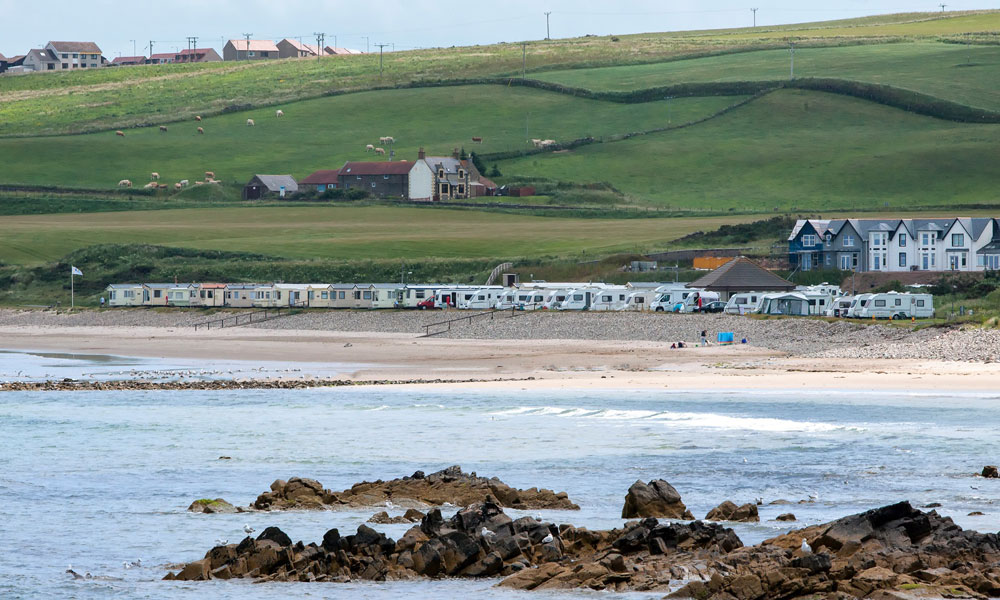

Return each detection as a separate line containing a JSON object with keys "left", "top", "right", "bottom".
{"left": 417, "top": 298, "right": 439, "bottom": 310}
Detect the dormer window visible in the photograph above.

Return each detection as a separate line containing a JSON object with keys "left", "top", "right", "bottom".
{"left": 438, "top": 169, "right": 445, "bottom": 179}
{"left": 458, "top": 170, "right": 465, "bottom": 179}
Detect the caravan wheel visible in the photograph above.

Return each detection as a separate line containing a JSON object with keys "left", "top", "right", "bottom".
{"left": 891, "top": 313, "right": 902, "bottom": 320}
{"left": 655, "top": 307, "right": 664, "bottom": 312}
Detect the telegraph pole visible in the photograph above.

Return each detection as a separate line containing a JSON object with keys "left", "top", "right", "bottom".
{"left": 939, "top": 3, "right": 947, "bottom": 11}
{"left": 130, "top": 39, "right": 136, "bottom": 57}
{"left": 149, "top": 40, "right": 154, "bottom": 60}
{"left": 751, "top": 8, "right": 758, "bottom": 27}
{"left": 375, "top": 43, "right": 388, "bottom": 76}
{"left": 186, "top": 36, "right": 198, "bottom": 61}
{"left": 314, "top": 32, "right": 325, "bottom": 60}
{"left": 544, "top": 12, "right": 552, "bottom": 39}
{"left": 243, "top": 33, "right": 253, "bottom": 60}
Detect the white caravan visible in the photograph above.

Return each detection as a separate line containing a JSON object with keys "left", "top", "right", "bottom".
{"left": 846, "top": 294, "right": 874, "bottom": 318}
{"left": 854, "top": 292, "right": 934, "bottom": 320}
{"left": 651, "top": 287, "right": 697, "bottom": 312}
{"left": 592, "top": 287, "right": 631, "bottom": 311}
{"left": 825, "top": 296, "right": 854, "bottom": 318}
{"left": 433, "top": 286, "right": 477, "bottom": 309}
{"left": 554, "top": 288, "right": 600, "bottom": 310}
{"left": 458, "top": 287, "right": 504, "bottom": 310}
{"left": 797, "top": 283, "right": 843, "bottom": 298}
{"left": 681, "top": 290, "right": 721, "bottom": 312}
{"left": 724, "top": 292, "right": 764, "bottom": 315}
{"left": 542, "top": 289, "right": 571, "bottom": 310}
{"left": 620, "top": 290, "right": 659, "bottom": 311}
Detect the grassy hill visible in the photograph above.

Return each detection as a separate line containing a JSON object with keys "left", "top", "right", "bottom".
{"left": 496, "top": 89, "right": 1000, "bottom": 212}
{"left": 0, "top": 11, "right": 996, "bottom": 136}
{"left": 0, "top": 86, "right": 738, "bottom": 188}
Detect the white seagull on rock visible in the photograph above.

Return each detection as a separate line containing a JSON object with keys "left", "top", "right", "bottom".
{"left": 542, "top": 533, "right": 554, "bottom": 544}
{"left": 801, "top": 538, "right": 812, "bottom": 554}
{"left": 244, "top": 524, "right": 255, "bottom": 535}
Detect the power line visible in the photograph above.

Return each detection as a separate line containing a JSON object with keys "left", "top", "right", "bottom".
{"left": 313, "top": 32, "right": 325, "bottom": 60}
{"left": 544, "top": 11, "right": 552, "bottom": 40}
{"left": 374, "top": 43, "right": 389, "bottom": 76}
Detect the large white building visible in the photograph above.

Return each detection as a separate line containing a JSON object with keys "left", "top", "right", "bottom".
{"left": 789, "top": 218, "right": 1000, "bottom": 272}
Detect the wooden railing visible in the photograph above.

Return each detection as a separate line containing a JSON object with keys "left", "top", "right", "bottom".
{"left": 421, "top": 307, "right": 521, "bottom": 337}
{"left": 192, "top": 301, "right": 307, "bottom": 331}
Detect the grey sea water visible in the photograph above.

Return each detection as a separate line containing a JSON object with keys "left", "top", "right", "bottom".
{"left": 2, "top": 351, "right": 999, "bottom": 599}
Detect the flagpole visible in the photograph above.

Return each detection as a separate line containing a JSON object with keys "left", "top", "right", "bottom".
{"left": 71, "top": 271, "right": 74, "bottom": 309}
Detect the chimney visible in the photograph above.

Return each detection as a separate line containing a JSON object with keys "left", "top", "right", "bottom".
{"left": 418, "top": 147, "right": 426, "bottom": 160}
{"left": 452, "top": 147, "right": 460, "bottom": 159}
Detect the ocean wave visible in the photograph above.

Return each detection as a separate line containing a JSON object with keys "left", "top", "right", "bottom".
{"left": 489, "top": 405, "right": 853, "bottom": 433}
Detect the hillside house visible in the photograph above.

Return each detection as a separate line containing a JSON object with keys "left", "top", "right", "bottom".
{"left": 223, "top": 39, "right": 279, "bottom": 61}
{"left": 174, "top": 48, "right": 222, "bottom": 63}
{"left": 243, "top": 175, "right": 298, "bottom": 200}
{"left": 789, "top": 218, "right": 1000, "bottom": 272}
{"left": 300, "top": 170, "right": 341, "bottom": 192}
{"left": 111, "top": 56, "right": 146, "bottom": 66}
{"left": 420, "top": 148, "right": 471, "bottom": 201}
{"left": 45, "top": 41, "right": 102, "bottom": 70}
{"left": 337, "top": 160, "right": 433, "bottom": 200}
{"left": 18, "top": 49, "right": 59, "bottom": 72}
{"left": 324, "top": 46, "right": 365, "bottom": 55}
{"left": 277, "top": 39, "right": 323, "bottom": 58}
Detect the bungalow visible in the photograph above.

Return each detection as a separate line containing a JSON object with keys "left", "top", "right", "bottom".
{"left": 300, "top": 169, "right": 341, "bottom": 193}
{"left": 243, "top": 175, "right": 298, "bottom": 200}
{"left": 111, "top": 56, "right": 146, "bottom": 66}
{"left": 142, "top": 283, "right": 173, "bottom": 306}
{"left": 224, "top": 283, "right": 258, "bottom": 308}
{"left": 324, "top": 46, "right": 365, "bottom": 55}
{"left": 337, "top": 159, "right": 433, "bottom": 200}
{"left": 147, "top": 52, "right": 178, "bottom": 65}
{"left": 105, "top": 283, "right": 143, "bottom": 307}
{"left": 223, "top": 39, "right": 279, "bottom": 61}
{"left": 45, "top": 41, "right": 102, "bottom": 70}
{"left": 277, "top": 39, "right": 322, "bottom": 58}
{"left": 174, "top": 48, "right": 222, "bottom": 63}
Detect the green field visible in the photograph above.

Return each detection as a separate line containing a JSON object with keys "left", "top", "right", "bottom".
{"left": 538, "top": 42, "right": 1000, "bottom": 110}
{"left": 1, "top": 11, "right": 996, "bottom": 136}
{"left": 0, "top": 205, "right": 767, "bottom": 266}
{"left": 497, "top": 89, "right": 1000, "bottom": 211}
{"left": 0, "top": 86, "right": 738, "bottom": 189}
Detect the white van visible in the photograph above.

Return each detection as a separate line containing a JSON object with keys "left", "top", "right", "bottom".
{"left": 724, "top": 292, "right": 762, "bottom": 315}
{"left": 855, "top": 292, "right": 934, "bottom": 320}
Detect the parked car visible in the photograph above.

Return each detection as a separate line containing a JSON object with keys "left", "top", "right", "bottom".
{"left": 417, "top": 298, "right": 438, "bottom": 310}
{"left": 695, "top": 301, "right": 726, "bottom": 313}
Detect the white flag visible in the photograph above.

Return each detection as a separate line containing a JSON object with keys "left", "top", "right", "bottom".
{"left": 71, "top": 266, "right": 83, "bottom": 276}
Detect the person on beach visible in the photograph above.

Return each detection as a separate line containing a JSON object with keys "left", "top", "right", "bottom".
{"left": 700, "top": 330, "right": 708, "bottom": 346}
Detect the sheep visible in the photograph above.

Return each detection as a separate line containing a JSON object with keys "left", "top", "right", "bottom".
{"left": 374, "top": 147, "right": 386, "bottom": 155}
{"left": 197, "top": 127, "right": 204, "bottom": 134}
{"left": 157, "top": 183, "right": 168, "bottom": 189}
{"left": 276, "top": 109, "right": 284, "bottom": 117}
{"left": 379, "top": 136, "right": 388, "bottom": 144}
{"left": 365, "top": 144, "right": 375, "bottom": 152}
{"left": 118, "top": 179, "right": 132, "bottom": 188}
{"left": 174, "top": 183, "right": 182, "bottom": 190}
{"left": 530, "top": 138, "right": 542, "bottom": 147}
{"left": 150, "top": 172, "right": 160, "bottom": 181}
{"left": 179, "top": 179, "right": 189, "bottom": 187}
{"left": 207, "top": 179, "right": 220, "bottom": 184}
{"left": 246, "top": 119, "right": 255, "bottom": 127}
{"left": 539, "top": 139, "right": 557, "bottom": 148}
{"left": 159, "top": 125, "right": 168, "bottom": 133}
{"left": 472, "top": 136, "right": 483, "bottom": 143}
{"left": 195, "top": 115, "right": 202, "bottom": 122}
{"left": 116, "top": 130, "right": 125, "bottom": 137}
{"left": 194, "top": 181, "right": 204, "bottom": 186}
{"left": 204, "top": 171, "right": 215, "bottom": 179}
{"left": 143, "top": 182, "right": 158, "bottom": 189}
{"left": 383, "top": 136, "right": 394, "bottom": 144}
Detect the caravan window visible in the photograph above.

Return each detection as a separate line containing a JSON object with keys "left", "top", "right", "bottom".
{"left": 875, "top": 300, "right": 886, "bottom": 307}
{"left": 894, "top": 298, "right": 901, "bottom": 306}
{"left": 363, "top": 291, "right": 372, "bottom": 300}
{"left": 635, "top": 297, "right": 645, "bottom": 304}
{"left": 415, "top": 291, "right": 425, "bottom": 299}
{"left": 916, "top": 299, "right": 925, "bottom": 307}
{"left": 602, "top": 295, "right": 611, "bottom": 302}
{"left": 573, "top": 294, "right": 583, "bottom": 301}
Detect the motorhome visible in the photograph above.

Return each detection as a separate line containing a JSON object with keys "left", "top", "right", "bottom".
{"left": 458, "top": 287, "right": 504, "bottom": 310}
{"left": 681, "top": 290, "right": 721, "bottom": 313}
{"left": 825, "top": 296, "right": 854, "bottom": 318}
{"left": 798, "top": 283, "right": 843, "bottom": 297}
{"left": 620, "top": 290, "right": 659, "bottom": 311}
{"left": 724, "top": 292, "right": 763, "bottom": 315}
{"left": 399, "top": 285, "right": 448, "bottom": 309}
{"left": 591, "top": 287, "right": 631, "bottom": 311}
{"left": 554, "top": 288, "right": 601, "bottom": 310}
{"left": 854, "top": 292, "right": 934, "bottom": 320}
{"left": 650, "top": 287, "right": 696, "bottom": 312}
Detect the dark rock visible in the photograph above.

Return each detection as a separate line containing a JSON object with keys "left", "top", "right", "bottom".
{"left": 776, "top": 513, "right": 796, "bottom": 521}
{"left": 621, "top": 479, "right": 693, "bottom": 519}
{"left": 257, "top": 527, "right": 292, "bottom": 547}
{"left": 705, "top": 500, "right": 760, "bottom": 522}
{"left": 983, "top": 465, "right": 999, "bottom": 478}
{"left": 321, "top": 528, "right": 340, "bottom": 552}
{"left": 187, "top": 498, "right": 237, "bottom": 514}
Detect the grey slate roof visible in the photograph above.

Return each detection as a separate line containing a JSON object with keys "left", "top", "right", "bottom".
{"left": 250, "top": 175, "right": 298, "bottom": 193}
{"left": 687, "top": 257, "right": 796, "bottom": 292}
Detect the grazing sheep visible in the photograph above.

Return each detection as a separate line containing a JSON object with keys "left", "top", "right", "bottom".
{"left": 150, "top": 172, "right": 160, "bottom": 180}
{"left": 472, "top": 136, "right": 483, "bottom": 143}
{"left": 365, "top": 144, "right": 375, "bottom": 152}
{"left": 118, "top": 179, "right": 132, "bottom": 188}
{"left": 159, "top": 125, "right": 168, "bottom": 133}
{"left": 195, "top": 115, "right": 202, "bottom": 122}
{"left": 379, "top": 136, "right": 388, "bottom": 144}
{"left": 207, "top": 179, "right": 220, "bottom": 184}
{"left": 174, "top": 183, "right": 182, "bottom": 190}
{"left": 143, "top": 182, "right": 158, "bottom": 189}
{"left": 276, "top": 109, "right": 284, "bottom": 117}
{"left": 539, "top": 139, "right": 557, "bottom": 148}
{"left": 197, "top": 127, "right": 204, "bottom": 134}
{"left": 374, "top": 147, "right": 386, "bottom": 155}
{"left": 179, "top": 179, "right": 189, "bottom": 187}
{"left": 204, "top": 171, "right": 215, "bottom": 179}
{"left": 157, "top": 183, "right": 168, "bottom": 189}
{"left": 530, "top": 138, "right": 542, "bottom": 147}
{"left": 246, "top": 119, "right": 255, "bottom": 127}
{"left": 194, "top": 181, "right": 204, "bottom": 186}
{"left": 116, "top": 130, "right": 125, "bottom": 137}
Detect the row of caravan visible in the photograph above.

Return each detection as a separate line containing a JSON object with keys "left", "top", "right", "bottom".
{"left": 722, "top": 290, "right": 935, "bottom": 319}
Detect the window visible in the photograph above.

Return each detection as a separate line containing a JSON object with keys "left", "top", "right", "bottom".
{"left": 72, "top": 64, "right": 78, "bottom": 68}
{"left": 154, "top": 290, "right": 162, "bottom": 298}
{"left": 875, "top": 300, "right": 886, "bottom": 307}
{"left": 458, "top": 170, "right": 465, "bottom": 179}
{"left": 249, "top": 51, "right": 255, "bottom": 57}
{"left": 438, "top": 169, "right": 445, "bottom": 178}
{"left": 62, "top": 62, "right": 68, "bottom": 68}
{"left": 921, "top": 233, "right": 930, "bottom": 246}
{"left": 371, "top": 182, "right": 376, "bottom": 188}
{"left": 843, "top": 235, "right": 854, "bottom": 247}
{"left": 47, "top": 63, "right": 55, "bottom": 70}
{"left": 840, "top": 255, "right": 851, "bottom": 270}
{"left": 899, "top": 253, "right": 907, "bottom": 268}
{"left": 978, "top": 255, "right": 985, "bottom": 267}
{"left": 81, "top": 63, "right": 86, "bottom": 68}
{"left": 110, "top": 291, "right": 117, "bottom": 300}
{"left": 439, "top": 183, "right": 448, "bottom": 193}
{"left": 899, "top": 235, "right": 906, "bottom": 247}
{"left": 825, "top": 233, "right": 832, "bottom": 246}
{"left": 62, "top": 53, "right": 68, "bottom": 58}
{"left": 962, "top": 254, "right": 967, "bottom": 267}
{"left": 894, "top": 298, "right": 902, "bottom": 306}
{"left": 916, "top": 300, "right": 925, "bottom": 307}
{"left": 383, "top": 175, "right": 390, "bottom": 180}
{"left": 825, "top": 255, "right": 831, "bottom": 265}
{"left": 261, "top": 51, "right": 269, "bottom": 57}
{"left": 457, "top": 185, "right": 465, "bottom": 195}
{"left": 353, "top": 291, "right": 361, "bottom": 300}
{"left": 573, "top": 294, "right": 583, "bottom": 301}
{"left": 321, "top": 292, "right": 329, "bottom": 299}
{"left": 952, "top": 233, "right": 965, "bottom": 247}
{"left": 356, "top": 175, "right": 362, "bottom": 180}
{"left": 802, "top": 234, "right": 816, "bottom": 246}
{"left": 363, "top": 291, "right": 372, "bottom": 300}
{"left": 415, "top": 291, "right": 426, "bottom": 299}
{"left": 72, "top": 53, "right": 78, "bottom": 58}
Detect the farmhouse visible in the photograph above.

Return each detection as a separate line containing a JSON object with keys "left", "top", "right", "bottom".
{"left": 223, "top": 39, "right": 279, "bottom": 61}
{"left": 337, "top": 160, "right": 433, "bottom": 201}
{"left": 300, "top": 169, "right": 341, "bottom": 192}
{"left": 789, "top": 218, "right": 1000, "bottom": 272}
{"left": 420, "top": 149, "right": 472, "bottom": 201}
{"left": 243, "top": 175, "right": 298, "bottom": 200}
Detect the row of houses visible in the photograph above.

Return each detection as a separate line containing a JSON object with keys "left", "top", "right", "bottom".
{"left": 789, "top": 217, "right": 1000, "bottom": 272}
{"left": 0, "top": 38, "right": 364, "bottom": 75}
{"left": 245, "top": 148, "right": 498, "bottom": 201}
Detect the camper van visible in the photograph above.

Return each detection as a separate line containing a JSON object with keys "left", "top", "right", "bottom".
{"left": 825, "top": 296, "right": 854, "bottom": 318}
{"left": 553, "top": 288, "right": 601, "bottom": 310}
{"left": 651, "top": 288, "right": 696, "bottom": 312}
{"left": 798, "top": 283, "right": 843, "bottom": 298}
{"left": 854, "top": 292, "right": 934, "bottom": 320}
{"left": 724, "top": 293, "right": 763, "bottom": 315}
{"left": 681, "top": 290, "right": 721, "bottom": 313}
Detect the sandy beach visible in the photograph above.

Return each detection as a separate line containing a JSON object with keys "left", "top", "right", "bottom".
{"left": 1, "top": 309, "right": 998, "bottom": 392}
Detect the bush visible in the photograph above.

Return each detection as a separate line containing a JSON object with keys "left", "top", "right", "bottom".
{"left": 320, "top": 188, "right": 369, "bottom": 201}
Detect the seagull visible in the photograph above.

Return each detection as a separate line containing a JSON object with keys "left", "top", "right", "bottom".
{"left": 243, "top": 524, "right": 255, "bottom": 535}
{"left": 801, "top": 538, "right": 812, "bottom": 554}
{"left": 123, "top": 561, "right": 131, "bottom": 569}
{"left": 808, "top": 491, "right": 819, "bottom": 501}
{"left": 480, "top": 527, "right": 496, "bottom": 540}
{"left": 743, "top": 457, "right": 748, "bottom": 463}
{"left": 215, "top": 539, "right": 228, "bottom": 546}
{"left": 541, "top": 533, "right": 554, "bottom": 544}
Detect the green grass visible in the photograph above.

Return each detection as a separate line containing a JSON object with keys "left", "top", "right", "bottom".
{"left": 0, "top": 205, "right": 765, "bottom": 266}
{"left": 536, "top": 42, "right": 1000, "bottom": 110}
{"left": 1, "top": 11, "right": 996, "bottom": 136}
{"left": 0, "top": 85, "right": 738, "bottom": 189}
{"left": 497, "top": 89, "right": 1000, "bottom": 212}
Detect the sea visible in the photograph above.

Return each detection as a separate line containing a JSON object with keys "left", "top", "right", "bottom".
{"left": 2, "top": 349, "right": 999, "bottom": 599}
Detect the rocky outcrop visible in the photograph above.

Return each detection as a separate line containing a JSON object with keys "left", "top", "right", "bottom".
{"left": 187, "top": 498, "right": 240, "bottom": 514}
{"left": 621, "top": 479, "right": 693, "bottom": 519}
{"left": 705, "top": 500, "right": 760, "bottom": 522}
{"left": 368, "top": 509, "right": 425, "bottom": 524}
{"left": 251, "top": 466, "right": 579, "bottom": 511}
{"left": 669, "top": 501, "right": 1000, "bottom": 600}
{"left": 775, "top": 513, "right": 796, "bottom": 522}
{"left": 165, "top": 496, "right": 740, "bottom": 587}
{"left": 983, "top": 465, "right": 999, "bottom": 478}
